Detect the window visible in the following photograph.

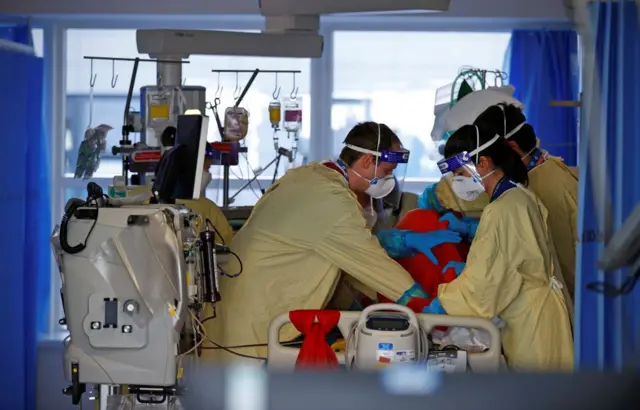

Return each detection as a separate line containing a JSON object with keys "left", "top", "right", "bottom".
{"left": 48, "top": 29, "right": 311, "bottom": 337}
{"left": 65, "top": 29, "right": 311, "bottom": 207}
{"left": 32, "top": 28, "right": 43, "bottom": 57}
{"left": 332, "top": 31, "right": 511, "bottom": 188}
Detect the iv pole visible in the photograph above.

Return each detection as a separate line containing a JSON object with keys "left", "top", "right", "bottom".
{"left": 210, "top": 68, "right": 302, "bottom": 208}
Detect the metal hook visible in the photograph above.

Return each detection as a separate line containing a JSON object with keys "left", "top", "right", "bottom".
{"left": 215, "top": 72, "right": 223, "bottom": 99}
{"left": 110, "top": 60, "right": 118, "bottom": 88}
{"left": 272, "top": 73, "right": 281, "bottom": 100}
{"left": 234, "top": 72, "right": 241, "bottom": 99}
{"left": 89, "top": 59, "right": 97, "bottom": 88}
{"left": 290, "top": 72, "right": 299, "bottom": 100}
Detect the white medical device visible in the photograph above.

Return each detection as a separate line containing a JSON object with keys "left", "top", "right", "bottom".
{"left": 52, "top": 200, "right": 194, "bottom": 406}
{"left": 345, "top": 304, "right": 429, "bottom": 370}
{"left": 268, "top": 307, "right": 503, "bottom": 372}
{"left": 52, "top": 115, "right": 226, "bottom": 408}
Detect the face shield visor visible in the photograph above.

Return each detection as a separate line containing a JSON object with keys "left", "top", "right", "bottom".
{"left": 436, "top": 126, "right": 500, "bottom": 202}
{"left": 344, "top": 124, "right": 410, "bottom": 200}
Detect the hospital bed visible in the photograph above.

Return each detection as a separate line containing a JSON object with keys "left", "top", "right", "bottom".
{"left": 267, "top": 310, "right": 505, "bottom": 372}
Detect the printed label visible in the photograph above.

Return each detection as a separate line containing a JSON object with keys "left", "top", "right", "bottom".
{"left": 376, "top": 345, "right": 417, "bottom": 367}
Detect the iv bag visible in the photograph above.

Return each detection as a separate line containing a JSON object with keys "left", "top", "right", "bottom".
{"left": 223, "top": 107, "right": 250, "bottom": 141}
{"left": 283, "top": 98, "right": 302, "bottom": 133}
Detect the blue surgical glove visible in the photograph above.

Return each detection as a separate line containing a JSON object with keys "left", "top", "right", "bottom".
{"left": 403, "top": 230, "right": 462, "bottom": 265}
{"left": 439, "top": 212, "right": 480, "bottom": 238}
{"left": 442, "top": 261, "right": 465, "bottom": 277}
{"left": 422, "top": 297, "right": 446, "bottom": 315}
{"left": 461, "top": 217, "right": 480, "bottom": 238}
{"left": 417, "top": 183, "right": 444, "bottom": 212}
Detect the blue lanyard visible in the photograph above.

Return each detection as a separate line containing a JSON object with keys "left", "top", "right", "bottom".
{"left": 526, "top": 148, "right": 543, "bottom": 171}
{"left": 490, "top": 176, "right": 517, "bottom": 202}
{"left": 335, "top": 159, "right": 349, "bottom": 182}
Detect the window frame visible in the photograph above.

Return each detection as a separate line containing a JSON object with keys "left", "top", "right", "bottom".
{"left": 40, "top": 14, "right": 569, "bottom": 339}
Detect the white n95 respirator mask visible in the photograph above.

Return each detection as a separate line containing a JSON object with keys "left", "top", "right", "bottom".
{"left": 365, "top": 175, "right": 396, "bottom": 199}
{"left": 451, "top": 175, "right": 485, "bottom": 202}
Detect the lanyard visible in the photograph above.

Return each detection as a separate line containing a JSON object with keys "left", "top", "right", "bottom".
{"left": 327, "top": 159, "right": 349, "bottom": 183}
{"left": 526, "top": 148, "right": 544, "bottom": 171}
{"left": 490, "top": 176, "right": 517, "bottom": 202}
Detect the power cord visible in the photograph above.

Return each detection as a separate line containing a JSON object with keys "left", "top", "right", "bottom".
{"left": 192, "top": 314, "right": 265, "bottom": 361}
{"left": 59, "top": 183, "right": 105, "bottom": 255}
{"left": 205, "top": 218, "right": 243, "bottom": 277}
{"left": 586, "top": 271, "right": 640, "bottom": 296}
{"left": 586, "top": 257, "right": 640, "bottom": 296}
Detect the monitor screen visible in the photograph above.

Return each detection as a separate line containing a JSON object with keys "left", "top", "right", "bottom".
{"left": 172, "top": 114, "right": 209, "bottom": 200}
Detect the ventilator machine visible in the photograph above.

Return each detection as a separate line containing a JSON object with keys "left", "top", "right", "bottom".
{"left": 52, "top": 114, "right": 231, "bottom": 409}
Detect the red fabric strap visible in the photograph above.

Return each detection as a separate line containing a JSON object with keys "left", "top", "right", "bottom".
{"left": 289, "top": 310, "right": 341, "bottom": 369}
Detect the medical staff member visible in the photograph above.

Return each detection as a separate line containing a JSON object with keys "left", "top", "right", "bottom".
{"left": 203, "top": 122, "right": 460, "bottom": 363}
{"left": 473, "top": 103, "right": 578, "bottom": 300}
{"left": 416, "top": 88, "right": 523, "bottom": 218}
{"left": 422, "top": 123, "right": 573, "bottom": 371}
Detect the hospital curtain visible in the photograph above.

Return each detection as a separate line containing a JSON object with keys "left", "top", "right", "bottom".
{"left": 506, "top": 30, "right": 579, "bottom": 166}
{"left": 574, "top": 0, "right": 640, "bottom": 370}
{"left": 0, "top": 25, "right": 49, "bottom": 410}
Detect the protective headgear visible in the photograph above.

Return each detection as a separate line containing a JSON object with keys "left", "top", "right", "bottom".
{"left": 200, "top": 171, "right": 212, "bottom": 194}
{"left": 442, "top": 87, "right": 523, "bottom": 140}
{"left": 437, "top": 125, "right": 500, "bottom": 201}
{"left": 345, "top": 123, "right": 410, "bottom": 200}
{"left": 495, "top": 104, "right": 526, "bottom": 140}
{"left": 382, "top": 175, "right": 402, "bottom": 212}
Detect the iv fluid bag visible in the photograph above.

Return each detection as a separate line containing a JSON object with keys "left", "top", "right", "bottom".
{"left": 283, "top": 97, "right": 302, "bottom": 133}
{"left": 269, "top": 100, "right": 281, "bottom": 129}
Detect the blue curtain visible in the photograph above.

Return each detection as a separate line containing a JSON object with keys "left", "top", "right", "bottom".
{"left": 507, "top": 30, "right": 579, "bottom": 166}
{"left": 0, "top": 26, "right": 50, "bottom": 410}
{"left": 575, "top": 0, "right": 640, "bottom": 370}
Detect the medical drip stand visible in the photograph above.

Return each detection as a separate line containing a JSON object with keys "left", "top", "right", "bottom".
{"left": 82, "top": 55, "right": 190, "bottom": 183}
{"left": 209, "top": 68, "right": 302, "bottom": 208}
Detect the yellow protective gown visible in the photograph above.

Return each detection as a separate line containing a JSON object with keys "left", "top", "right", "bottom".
{"left": 203, "top": 162, "right": 417, "bottom": 363}
{"left": 438, "top": 186, "right": 574, "bottom": 371}
{"left": 528, "top": 157, "right": 578, "bottom": 300}
{"left": 434, "top": 174, "right": 490, "bottom": 219}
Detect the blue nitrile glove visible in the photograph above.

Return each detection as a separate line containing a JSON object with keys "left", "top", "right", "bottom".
{"left": 417, "top": 183, "right": 445, "bottom": 212}
{"left": 422, "top": 297, "right": 446, "bottom": 315}
{"left": 442, "top": 261, "right": 465, "bottom": 277}
{"left": 461, "top": 217, "right": 480, "bottom": 238}
{"left": 439, "top": 212, "right": 480, "bottom": 238}
{"left": 403, "top": 230, "right": 462, "bottom": 265}
{"left": 397, "top": 283, "right": 431, "bottom": 306}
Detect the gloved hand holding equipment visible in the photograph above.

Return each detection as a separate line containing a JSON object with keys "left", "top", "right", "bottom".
{"left": 403, "top": 230, "right": 462, "bottom": 265}
{"left": 442, "top": 261, "right": 465, "bottom": 277}
{"left": 422, "top": 297, "right": 446, "bottom": 315}
{"left": 439, "top": 212, "right": 480, "bottom": 238}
